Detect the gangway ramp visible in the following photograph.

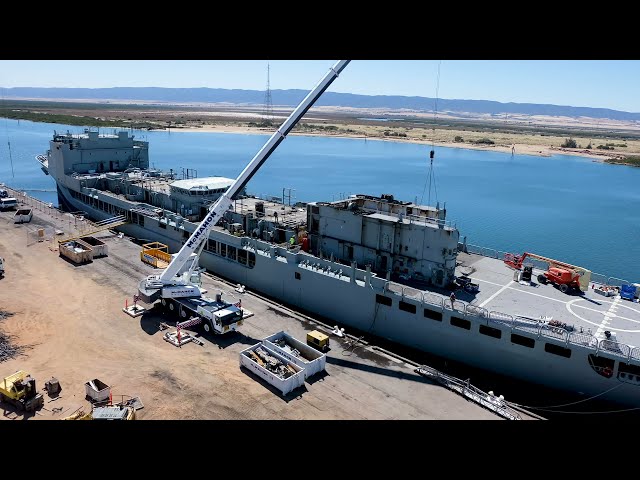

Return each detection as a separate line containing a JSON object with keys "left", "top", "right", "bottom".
{"left": 58, "top": 214, "right": 127, "bottom": 243}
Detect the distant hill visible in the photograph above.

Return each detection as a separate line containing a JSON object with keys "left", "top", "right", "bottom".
{"left": 4, "top": 87, "right": 640, "bottom": 121}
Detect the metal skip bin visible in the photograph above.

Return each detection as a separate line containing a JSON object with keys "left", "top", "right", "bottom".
{"left": 85, "top": 378, "right": 111, "bottom": 403}
{"left": 239, "top": 343, "right": 305, "bottom": 396}
{"left": 262, "top": 331, "right": 326, "bottom": 379}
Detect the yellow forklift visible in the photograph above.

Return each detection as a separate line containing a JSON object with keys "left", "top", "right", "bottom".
{"left": 0, "top": 371, "right": 45, "bottom": 412}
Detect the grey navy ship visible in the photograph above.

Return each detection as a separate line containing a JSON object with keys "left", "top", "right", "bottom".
{"left": 36, "top": 128, "right": 640, "bottom": 408}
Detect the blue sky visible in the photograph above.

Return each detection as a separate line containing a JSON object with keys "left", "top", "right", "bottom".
{"left": 1, "top": 60, "right": 639, "bottom": 112}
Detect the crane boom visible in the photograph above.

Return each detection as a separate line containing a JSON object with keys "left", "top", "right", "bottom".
{"left": 155, "top": 60, "right": 350, "bottom": 285}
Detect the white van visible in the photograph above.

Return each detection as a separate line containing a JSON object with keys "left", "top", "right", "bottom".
{"left": 0, "top": 197, "right": 18, "bottom": 210}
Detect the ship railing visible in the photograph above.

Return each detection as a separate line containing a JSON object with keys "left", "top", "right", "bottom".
{"left": 422, "top": 291, "right": 445, "bottom": 309}
{"left": 385, "top": 282, "right": 404, "bottom": 296}
{"left": 405, "top": 214, "right": 455, "bottom": 230}
{"left": 590, "top": 272, "right": 608, "bottom": 286}
{"left": 605, "top": 276, "right": 631, "bottom": 288}
{"left": 400, "top": 286, "right": 423, "bottom": 300}
{"left": 488, "top": 311, "right": 514, "bottom": 328}
{"left": 465, "top": 304, "right": 488, "bottom": 318}
{"left": 567, "top": 332, "right": 598, "bottom": 349}
{"left": 630, "top": 347, "right": 640, "bottom": 362}
{"left": 538, "top": 325, "right": 569, "bottom": 343}
{"left": 448, "top": 299, "right": 466, "bottom": 312}
{"left": 510, "top": 316, "right": 541, "bottom": 335}
{"left": 465, "top": 243, "right": 508, "bottom": 260}
{"left": 596, "top": 339, "right": 631, "bottom": 359}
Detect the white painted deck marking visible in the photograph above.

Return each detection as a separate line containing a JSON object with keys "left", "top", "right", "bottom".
{"left": 478, "top": 280, "right": 514, "bottom": 308}
{"left": 471, "top": 277, "right": 567, "bottom": 305}
{"left": 570, "top": 303, "right": 638, "bottom": 323}
{"left": 595, "top": 296, "right": 622, "bottom": 340}
{"left": 566, "top": 298, "right": 640, "bottom": 334}
{"left": 471, "top": 276, "right": 640, "bottom": 335}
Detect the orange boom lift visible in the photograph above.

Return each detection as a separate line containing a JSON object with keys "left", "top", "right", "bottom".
{"left": 503, "top": 251, "right": 591, "bottom": 294}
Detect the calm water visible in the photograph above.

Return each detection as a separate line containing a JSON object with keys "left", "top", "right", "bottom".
{"left": 1, "top": 118, "right": 639, "bottom": 282}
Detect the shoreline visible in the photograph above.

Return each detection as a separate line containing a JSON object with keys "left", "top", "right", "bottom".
{"left": 161, "top": 124, "right": 614, "bottom": 162}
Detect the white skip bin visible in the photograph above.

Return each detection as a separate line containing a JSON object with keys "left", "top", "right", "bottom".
{"left": 13, "top": 208, "right": 33, "bottom": 224}
{"left": 263, "top": 331, "right": 326, "bottom": 379}
{"left": 77, "top": 236, "right": 108, "bottom": 258}
{"left": 85, "top": 378, "right": 111, "bottom": 402}
{"left": 239, "top": 343, "right": 305, "bottom": 396}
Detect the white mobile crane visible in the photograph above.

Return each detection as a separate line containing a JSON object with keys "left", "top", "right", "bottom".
{"left": 138, "top": 60, "right": 350, "bottom": 334}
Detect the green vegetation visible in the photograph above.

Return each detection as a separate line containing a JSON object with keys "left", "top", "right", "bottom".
{"left": 561, "top": 138, "right": 577, "bottom": 148}
{"left": 454, "top": 135, "right": 464, "bottom": 142}
{"left": 473, "top": 138, "right": 494, "bottom": 145}
{"left": 0, "top": 109, "right": 148, "bottom": 129}
{"left": 605, "top": 155, "right": 640, "bottom": 167}
{"left": 597, "top": 145, "right": 614, "bottom": 150}
{"left": 383, "top": 130, "right": 407, "bottom": 137}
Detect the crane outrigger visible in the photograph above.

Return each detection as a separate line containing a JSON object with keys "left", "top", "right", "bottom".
{"left": 137, "top": 60, "right": 350, "bottom": 334}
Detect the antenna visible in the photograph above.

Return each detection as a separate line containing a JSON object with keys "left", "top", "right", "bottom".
{"left": 262, "top": 62, "right": 274, "bottom": 126}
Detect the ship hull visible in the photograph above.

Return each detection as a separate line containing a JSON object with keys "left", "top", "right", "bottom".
{"left": 52, "top": 182, "right": 640, "bottom": 408}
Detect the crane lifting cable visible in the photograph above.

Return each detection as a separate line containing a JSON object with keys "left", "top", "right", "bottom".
{"left": 420, "top": 60, "right": 442, "bottom": 206}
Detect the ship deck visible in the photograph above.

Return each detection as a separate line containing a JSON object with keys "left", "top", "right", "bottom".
{"left": 453, "top": 253, "right": 640, "bottom": 349}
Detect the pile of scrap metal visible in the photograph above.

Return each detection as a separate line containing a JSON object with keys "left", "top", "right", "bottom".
{"left": 250, "top": 346, "right": 297, "bottom": 379}
{"left": 273, "top": 338, "right": 301, "bottom": 358}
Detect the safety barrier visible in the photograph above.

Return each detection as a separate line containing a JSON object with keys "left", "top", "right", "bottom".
{"left": 568, "top": 332, "right": 597, "bottom": 349}
{"left": 422, "top": 292, "right": 445, "bottom": 309}
{"left": 598, "top": 339, "right": 631, "bottom": 359}
{"left": 401, "top": 286, "right": 423, "bottom": 300}
{"left": 488, "top": 311, "right": 514, "bottom": 328}
{"left": 539, "top": 325, "right": 569, "bottom": 343}
{"left": 466, "top": 304, "right": 488, "bottom": 318}
{"left": 606, "top": 276, "right": 631, "bottom": 288}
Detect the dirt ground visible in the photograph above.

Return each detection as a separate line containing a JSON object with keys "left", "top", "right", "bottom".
{"left": 0, "top": 203, "right": 511, "bottom": 420}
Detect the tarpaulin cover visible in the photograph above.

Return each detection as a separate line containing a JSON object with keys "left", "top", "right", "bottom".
{"left": 621, "top": 284, "right": 637, "bottom": 299}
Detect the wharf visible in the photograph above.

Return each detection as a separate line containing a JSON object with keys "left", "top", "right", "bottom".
{"left": 0, "top": 190, "right": 537, "bottom": 420}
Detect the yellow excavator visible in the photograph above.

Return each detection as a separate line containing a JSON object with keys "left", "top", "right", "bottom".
{"left": 0, "top": 371, "right": 45, "bottom": 412}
